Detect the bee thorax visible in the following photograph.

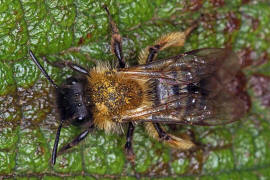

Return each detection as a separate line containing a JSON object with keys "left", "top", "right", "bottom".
{"left": 87, "top": 70, "right": 143, "bottom": 132}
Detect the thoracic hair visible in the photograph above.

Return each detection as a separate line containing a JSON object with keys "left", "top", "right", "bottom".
{"left": 86, "top": 63, "right": 153, "bottom": 133}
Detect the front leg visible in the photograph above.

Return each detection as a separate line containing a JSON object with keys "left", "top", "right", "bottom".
{"left": 29, "top": 50, "right": 89, "bottom": 76}
{"left": 42, "top": 56, "right": 89, "bottom": 75}
{"left": 52, "top": 124, "right": 94, "bottom": 165}
{"left": 57, "top": 129, "right": 90, "bottom": 155}
{"left": 104, "top": 6, "right": 125, "bottom": 68}
{"left": 124, "top": 122, "right": 135, "bottom": 161}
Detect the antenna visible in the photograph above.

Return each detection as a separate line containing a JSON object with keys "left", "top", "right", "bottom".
{"left": 51, "top": 120, "right": 63, "bottom": 165}
{"left": 28, "top": 50, "right": 59, "bottom": 89}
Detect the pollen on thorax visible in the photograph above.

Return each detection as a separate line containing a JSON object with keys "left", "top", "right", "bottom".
{"left": 87, "top": 69, "right": 144, "bottom": 122}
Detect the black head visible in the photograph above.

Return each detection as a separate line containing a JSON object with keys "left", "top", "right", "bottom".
{"left": 28, "top": 50, "right": 93, "bottom": 166}
{"left": 56, "top": 77, "right": 92, "bottom": 126}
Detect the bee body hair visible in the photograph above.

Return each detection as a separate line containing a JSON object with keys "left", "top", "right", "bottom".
{"left": 86, "top": 63, "right": 154, "bottom": 133}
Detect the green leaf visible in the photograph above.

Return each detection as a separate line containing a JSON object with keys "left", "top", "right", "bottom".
{"left": 1, "top": 0, "right": 270, "bottom": 179}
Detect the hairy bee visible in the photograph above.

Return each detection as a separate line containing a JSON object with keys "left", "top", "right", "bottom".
{"left": 29, "top": 6, "right": 247, "bottom": 165}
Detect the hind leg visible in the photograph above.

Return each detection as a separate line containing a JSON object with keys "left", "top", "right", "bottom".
{"left": 138, "top": 24, "right": 197, "bottom": 64}
{"left": 144, "top": 122, "right": 195, "bottom": 150}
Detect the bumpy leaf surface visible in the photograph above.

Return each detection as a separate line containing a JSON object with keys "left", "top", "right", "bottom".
{"left": 1, "top": 0, "right": 270, "bottom": 179}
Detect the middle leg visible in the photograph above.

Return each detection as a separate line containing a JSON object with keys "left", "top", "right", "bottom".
{"left": 104, "top": 6, "right": 125, "bottom": 68}
{"left": 124, "top": 122, "right": 135, "bottom": 161}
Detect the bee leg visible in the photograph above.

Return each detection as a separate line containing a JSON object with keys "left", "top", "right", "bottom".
{"left": 124, "top": 122, "right": 135, "bottom": 162}
{"left": 145, "top": 122, "right": 195, "bottom": 150}
{"left": 56, "top": 125, "right": 94, "bottom": 157}
{"left": 104, "top": 6, "right": 125, "bottom": 68}
{"left": 42, "top": 57, "right": 89, "bottom": 75}
{"left": 138, "top": 24, "right": 197, "bottom": 64}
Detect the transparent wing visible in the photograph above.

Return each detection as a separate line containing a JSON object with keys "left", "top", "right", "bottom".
{"left": 133, "top": 89, "right": 246, "bottom": 126}
{"left": 120, "top": 48, "right": 247, "bottom": 126}
{"left": 120, "top": 48, "right": 241, "bottom": 84}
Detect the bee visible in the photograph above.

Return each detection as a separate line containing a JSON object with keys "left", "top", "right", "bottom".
{"left": 28, "top": 6, "right": 247, "bottom": 165}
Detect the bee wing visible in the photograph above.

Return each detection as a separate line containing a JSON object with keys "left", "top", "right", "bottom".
{"left": 122, "top": 88, "right": 246, "bottom": 126}
{"left": 137, "top": 89, "right": 246, "bottom": 126}
{"left": 179, "top": 48, "right": 241, "bottom": 83}
{"left": 121, "top": 48, "right": 246, "bottom": 126}
{"left": 121, "top": 48, "right": 241, "bottom": 84}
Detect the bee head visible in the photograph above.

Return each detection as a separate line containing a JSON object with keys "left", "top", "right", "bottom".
{"left": 56, "top": 77, "right": 93, "bottom": 126}
{"left": 28, "top": 50, "right": 94, "bottom": 166}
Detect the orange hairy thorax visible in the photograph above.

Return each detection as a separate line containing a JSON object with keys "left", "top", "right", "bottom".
{"left": 87, "top": 69, "right": 144, "bottom": 132}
